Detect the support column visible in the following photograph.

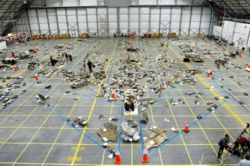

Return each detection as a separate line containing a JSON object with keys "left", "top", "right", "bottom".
{"left": 188, "top": 6, "right": 193, "bottom": 35}
{"left": 169, "top": 6, "right": 172, "bottom": 33}
{"left": 158, "top": 6, "right": 161, "bottom": 33}
{"left": 46, "top": 9, "right": 51, "bottom": 34}
{"left": 107, "top": 8, "right": 109, "bottom": 36}
{"left": 149, "top": 7, "right": 151, "bottom": 32}
{"left": 139, "top": 7, "right": 141, "bottom": 35}
{"left": 76, "top": 8, "right": 80, "bottom": 36}
{"left": 55, "top": 8, "right": 60, "bottom": 34}
{"left": 36, "top": 9, "right": 41, "bottom": 35}
{"left": 232, "top": 16, "right": 237, "bottom": 43}
{"left": 179, "top": 6, "right": 183, "bottom": 35}
{"left": 128, "top": 7, "right": 130, "bottom": 32}
{"left": 26, "top": 10, "right": 32, "bottom": 36}
{"left": 86, "top": 9, "right": 89, "bottom": 34}
{"left": 65, "top": 8, "right": 69, "bottom": 34}
{"left": 96, "top": 8, "right": 99, "bottom": 36}
{"left": 198, "top": 7, "right": 203, "bottom": 34}
{"left": 246, "top": 29, "right": 250, "bottom": 48}
{"left": 117, "top": 7, "right": 120, "bottom": 34}
{"left": 208, "top": 8, "right": 213, "bottom": 36}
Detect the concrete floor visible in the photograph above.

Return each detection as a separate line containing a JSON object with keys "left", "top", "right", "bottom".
{"left": 0, "top": 38, "right": 249, "bottom": 166}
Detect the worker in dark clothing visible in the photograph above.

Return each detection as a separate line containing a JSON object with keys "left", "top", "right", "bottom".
{"left": 50, "top": 56, "right": 55, "bottom": 66}
{"left": 218, "top": 134, "right": 230, "bottom": 159}
{"left": 87, "top": 60, "right": 94, "bottom": 74}
{"left": 83, "top": 60, "right": 86, "bottom": 73}
{"left": 124, "top": 95, "right": 136, "bottom": 112}
{"left": 68, "top": 54, "right": 72, "bottom": 62}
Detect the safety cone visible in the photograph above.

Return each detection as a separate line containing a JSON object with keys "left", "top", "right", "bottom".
{"left": 111, "top": 90, "right": 117, "bottom": 100}
{"left": 141, "top": 149, "right": 150, "bottom": 163}
{"left": 34, "top": 74, "right": 39, "bottom": 82}
{"left": 183, "top": 122, "right": 190, "bottom": 133}
{"left": 12, "top": 66, "right": 17, "bottom": 72}
{"left": 114, "top": 151, "right": 122, "bottom": 164}
{"left": 207, "top": 72, "right": 211, "bottom": 78}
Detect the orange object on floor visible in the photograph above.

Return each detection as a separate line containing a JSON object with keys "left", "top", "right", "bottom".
{"left": 141, "top": 149, "right": 150, "bottom": 163}
{"left": 183, "top": 122, "right": 190, "bottom": 133}
{"left": 114, "top": 151, "right": 122, "bottom": 164}
{"left": 34, "top": 74, "right": 39, "bottom": 81}
{"left": 111, "top": 90, "right": 117, "bottom": 100}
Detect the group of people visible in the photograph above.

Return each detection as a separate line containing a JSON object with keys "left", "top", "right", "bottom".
{"left": 218, "top": 134, "right": 250, "bottom": 165}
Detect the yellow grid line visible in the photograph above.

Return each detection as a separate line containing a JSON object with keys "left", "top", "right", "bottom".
{"left": 71, "top": 39, "right": 118, "bottom": 166}
{"left": 168, "top": 44, "right": 240, "bottom": 142}
{"left": 11, "top": 83, "right": 67, "bottom": 165}
{"left": 169, "top": 45, "right": 246, "bottom": 128}
{"left": 41, "top": 38, "right": 101, "bottom": 165}
{"left": 144, "top": 46, "right": 164, "bottom": 165}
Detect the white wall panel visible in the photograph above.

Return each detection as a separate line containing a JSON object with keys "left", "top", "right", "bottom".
{"left": 17, "top": 6, "right": 213, "bottom": 37}
{"left": 63, "top": 0, "right": 78, "bottom": 6}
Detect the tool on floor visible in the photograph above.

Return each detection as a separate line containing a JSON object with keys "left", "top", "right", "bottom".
{"left": 142, "top": 149, "right": 150, "bottom": 163}
{"left": 183, "top": 122, "right": 190, "bottom": 133}
{"left": 114, "top": 151, "right": 122, "bottom": 164}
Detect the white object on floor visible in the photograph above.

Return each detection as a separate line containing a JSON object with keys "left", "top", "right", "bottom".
{"left": 124, "top": 107, "right": 138, "bottom": 115}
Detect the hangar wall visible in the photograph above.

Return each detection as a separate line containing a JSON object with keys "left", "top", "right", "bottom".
{"left": 14, "top": 0, "right": 215, "bottom": 37}
{"left": 213, "top": 21, "right": 250, "bottom": 49}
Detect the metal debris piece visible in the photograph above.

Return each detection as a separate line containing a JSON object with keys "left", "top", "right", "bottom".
{"left": 140, "top": 111, "right": 148, "bottom": 124}
{"left": 207, "top": 101, "right": 213, "bottom": 105}
{"left": 243, "top": 93, "right": 248, "bottom": 96}
{"left": 144, "top": 128, "right": 168, "bottom": 150}
{"left": 97, "top": 122, "right": 118, "bottom": 142}
{"left": 207, "top": 104, "right": 218, "bottom": 112}
{"left": 239, "top": 101, "right": 245, "bottom": 105}
{"left": 121, "top": 120, "right": 140, "bottom": 142}
{"left": 109, "top": 117, "right": 118, "bottom": 122}
{"left": 73, "top": 117, "right": 88, "bottom": 128}
{"left": 45, "top": 85, "right": 52, "bottom": 90}
{"left": 99, "top": 114, "right": 104, "bottom": 120}
{"left": 196, "top": 115, "right": 203, "bottom": 120}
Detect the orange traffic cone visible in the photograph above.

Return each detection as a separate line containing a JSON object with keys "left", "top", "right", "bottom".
{"left": 111, "top": 90, "right": 117, "bottom": 100}
{"left": 35, "top": 74, "right": 39, "bottom": 82}
{"left": 12, "top": 66, "right": 17, "bottom": 72}
{"left": 183, "top": 122, "right": 190, "bottom": 133}
{"left": 141, "top": 149, "right": 150, "bottom": 163}
{"left": 114, "top": 151, "right": 122, "bottom": 164}
{"left": 207, "top": 72, "right": 211, "bottom": 78}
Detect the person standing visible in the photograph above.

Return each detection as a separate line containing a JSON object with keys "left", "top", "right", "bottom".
{"left": 87, "top": 60, "right": 94, "bottom": 74}
{"left": 218, "top": 134, "right": 230, "bottom": 160}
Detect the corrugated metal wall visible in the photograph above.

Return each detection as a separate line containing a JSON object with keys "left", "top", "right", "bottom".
{"left": 14, "top": 0, "right": 215, "bottom": 37}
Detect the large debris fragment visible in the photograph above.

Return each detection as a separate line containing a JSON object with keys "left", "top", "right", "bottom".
{"left": 121, "top": 120, "right": 140, "bottom": 142}
{"left": 144, "top": 128, "right": 168, "bottom": 150}
{"left": 97, "top": 123, "right": 118, "bottom": 142}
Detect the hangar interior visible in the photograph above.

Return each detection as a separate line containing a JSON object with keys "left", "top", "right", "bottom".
{"left": 0, "top": 0, "right": 250, "bottom": 165}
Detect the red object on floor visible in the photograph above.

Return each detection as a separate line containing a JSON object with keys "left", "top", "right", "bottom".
{"left": 247, "top": 64, "right": 250, "bottom": 69}
{"left": 141, "top": 149, "right": 150, "bottom": 163}
{"left": 207, "top": 72, "right": 211, "bottom": 78}
{"left": 35, "top": 74, "right": 39, "bottom": 81}
{"left": 183, "top": 122, "right": 190, "bottom": 133}
{"left": 12, "top": 66, "right": 17, "bottom": 72}
{"left": 114, "top": 151, "right": 122, "bottom": 164}
{"left": 111, "top": 90, "right": 117, "bottom": 100}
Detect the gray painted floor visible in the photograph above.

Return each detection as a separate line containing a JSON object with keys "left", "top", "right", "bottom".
{"left": 0, "top": 38, "right": 249, "bottom": 166}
